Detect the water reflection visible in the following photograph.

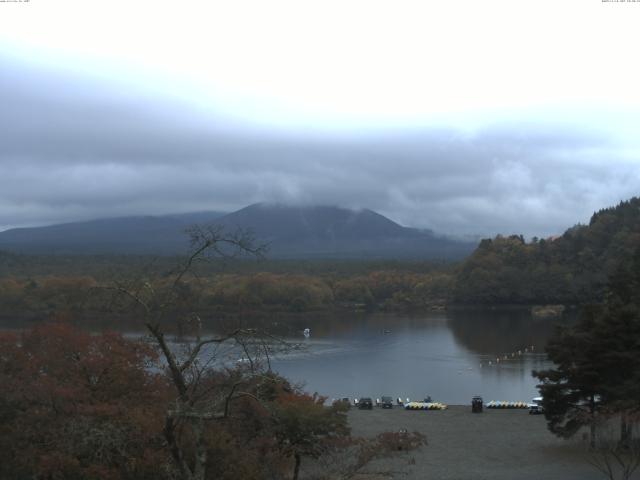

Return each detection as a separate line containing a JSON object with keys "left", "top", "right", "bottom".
{"left": 266, "top": 310, "right": 562, "bottom": 404}
{"left": 447, "top": 307, "right": 565, "bottom": 355}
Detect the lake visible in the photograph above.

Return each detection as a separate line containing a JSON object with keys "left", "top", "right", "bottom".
{"left": 262, "top": 308, "right": 564, "bottom": 405}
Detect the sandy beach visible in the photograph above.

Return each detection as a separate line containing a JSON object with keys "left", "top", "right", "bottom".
{"left": 343, "top": 405, "right": 620, "bottom": 480}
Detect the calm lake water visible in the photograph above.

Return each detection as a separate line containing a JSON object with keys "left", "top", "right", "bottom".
{"left": 3, "top": 308, "right": 566, "bottom": 405}
{"left": 262, "top": 309, "right": 562, "bottom": 405}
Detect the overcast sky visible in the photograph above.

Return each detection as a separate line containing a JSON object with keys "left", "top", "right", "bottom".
{"left": 1, "top": 0, "right": 639, "bottom": 237}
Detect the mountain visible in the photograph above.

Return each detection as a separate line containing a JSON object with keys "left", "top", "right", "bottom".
{"left": 214, "top": 203, "right": 474, "bottom": 259}
{"left": 0, "top": 204, "right": 475, "bottom": 259}
{"left": 453, "top": 197, "right": 640, "bottom": 305}
{"left": 0, "top": 211, "right": 226, "bottom": 255}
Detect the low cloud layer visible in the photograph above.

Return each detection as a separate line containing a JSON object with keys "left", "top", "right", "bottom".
{"left": 1, "top": 58, "right": 638, "bottom": 238}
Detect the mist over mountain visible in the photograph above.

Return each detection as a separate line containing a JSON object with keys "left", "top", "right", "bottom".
{"left": 215, "top": 204, "right": 474, "bottom": 259}
{"left": 0, "top": 204, "right": 475, "bottom": 259}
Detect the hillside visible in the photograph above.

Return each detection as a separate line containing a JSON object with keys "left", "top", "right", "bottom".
{"left": 0, "top": 204, "right": 475, "bottom": 260}
{"left": 453, "top": 197, "right": 640, "bottom": 305}
{"left": 0, "top": 211, "right": 226, "bottom": 255}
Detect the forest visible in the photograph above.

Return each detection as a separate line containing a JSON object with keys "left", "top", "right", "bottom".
{"left": 0, "top": 255, "right": 455, "bottom": 321}
{"left": 453, "top": 197, "right": 640, "bottom": 305}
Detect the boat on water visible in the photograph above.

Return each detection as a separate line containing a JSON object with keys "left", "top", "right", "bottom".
{"left": 303, "top": 328, "right": 310, "bottom": 338}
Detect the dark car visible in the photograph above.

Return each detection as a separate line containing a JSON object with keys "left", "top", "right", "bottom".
{"left": 472, "top": 395, "right": 483, "bottom": 413}
{"left": 358, "top": 397, "right": 373, "bottom": 409}
{"left": 381, "top": 396, "right": 394, "bottom": 409}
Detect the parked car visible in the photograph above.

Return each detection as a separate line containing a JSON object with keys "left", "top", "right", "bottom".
{"left": 333, "top": 398, "right": 351, "bottom": 409}
{"left": 381, "top": 396, "right": 394, "bottom": 409}
{"left": 358, "top": 397, "right": 373, "bottom": 409}
{"left": 529, "top": 404, "right": 544, "bottom": 415}
{"left": 528, "top": 396, "right": 544, "bottom": 415}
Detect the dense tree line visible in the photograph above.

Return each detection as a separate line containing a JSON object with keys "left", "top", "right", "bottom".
{"left": 0, "top": 269, "right": 455, "bottom": 319}
{"left": 0, "top": 251, "right": 450, "bottom": 279}
{"left": 454, "top": 197, "right": 640, "bottom": 305}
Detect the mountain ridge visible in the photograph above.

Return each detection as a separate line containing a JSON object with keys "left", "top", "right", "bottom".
{"left": 0, "top": 203, "right": 476, "bottom": 259}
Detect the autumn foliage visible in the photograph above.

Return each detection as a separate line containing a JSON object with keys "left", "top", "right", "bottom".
{"left": 0, "top": 323, "right": 168, "bottom": 479}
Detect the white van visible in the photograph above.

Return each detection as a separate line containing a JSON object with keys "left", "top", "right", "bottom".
{"left": 528, "top": 396, "right": 544, "bottom": 415}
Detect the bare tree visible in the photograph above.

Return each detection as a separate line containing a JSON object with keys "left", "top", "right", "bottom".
{"left": 103, "top": 225, "right": 278, "bottom": 480}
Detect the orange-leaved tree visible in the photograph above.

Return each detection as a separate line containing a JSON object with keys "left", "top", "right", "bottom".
{"left": 0, "top": 322, "right": 169, "bottom": 480}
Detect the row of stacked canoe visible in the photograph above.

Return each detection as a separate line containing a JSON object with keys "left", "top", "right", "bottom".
{"left": 404, "top": 402, "right": 448, "bottom": 410}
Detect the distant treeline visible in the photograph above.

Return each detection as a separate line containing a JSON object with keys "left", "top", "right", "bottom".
{"left": 0, "top": 253, "right": 452, "bottom": 279}
{"left": 0, "top": 263, "right": 455, "bottom": 318}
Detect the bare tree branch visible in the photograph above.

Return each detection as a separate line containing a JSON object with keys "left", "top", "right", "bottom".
{"left": 178, "top": 330, "right": 244, "bottom": 373}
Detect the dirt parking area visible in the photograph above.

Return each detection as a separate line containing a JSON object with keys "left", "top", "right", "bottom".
{"left": 345, "top": 405, "right": 618, "bottom": 480}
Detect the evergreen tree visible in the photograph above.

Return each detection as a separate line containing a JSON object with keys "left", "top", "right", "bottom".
{"left": 534, "top": 306, "right": 605, "bottom": 445}
{"left": 534, "top": 247, "right": 640, "bottom": 445}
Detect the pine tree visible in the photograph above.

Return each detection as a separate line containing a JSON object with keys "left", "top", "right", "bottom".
{"left": 534, "top": 247, "right": 640, "bottom": 446}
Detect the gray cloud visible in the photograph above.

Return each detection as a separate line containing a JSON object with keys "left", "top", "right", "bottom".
{"left": 1, "top": 56, "right": 639, "bottom": 237}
